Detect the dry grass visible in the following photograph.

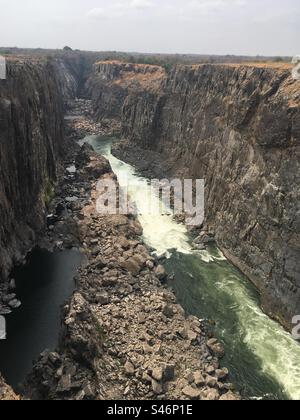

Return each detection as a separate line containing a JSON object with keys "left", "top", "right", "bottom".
{"left": 114, "top": 70, "right": 166, "bottom": 91}
{"left": 95, "top": 60, "right": 162, "bottom": 70}
{"left": 190, "top": 62, "right": 294, "bottom": 71}
{"left": 223, "top": 62, "right": 294, "bottom": 70}
{"left": 96, "top": 60, "right": 166, "bottom": 91}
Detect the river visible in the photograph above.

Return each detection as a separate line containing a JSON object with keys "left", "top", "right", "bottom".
{"left": 0, "top": 248, "right": 83, "bottom": 391}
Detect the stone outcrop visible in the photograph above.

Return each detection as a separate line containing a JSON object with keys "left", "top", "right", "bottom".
{"left": 91, "top": 61, "right": 300, "bottom": 330}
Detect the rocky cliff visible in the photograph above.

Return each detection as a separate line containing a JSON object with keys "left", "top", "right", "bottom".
{"left": 87, "top": 61, "right": 166, "bottom": 121}
{"left": 0, "top": 57, "right": 66, "bottom": 286}
{"left": 55, "top": 52, "right": 102, "bottom": 106}
{"left": 91, "top": 61, "right": 300, "bottom": 329}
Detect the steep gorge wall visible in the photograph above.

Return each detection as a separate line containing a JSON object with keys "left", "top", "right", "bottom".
{"left": 0, "top": 51, "right": 96, "bottom": 285}
{"left": 91, "top": 62, "right": 300, "bottom": 329}
{"left": 55, "top": 52, "right": 101, "bottom": 104}
{"left": 87, "top": 61, "right": 165, "bottom": 121}
{"left": 0, "top": 58, "right": 66, "bottom": 283}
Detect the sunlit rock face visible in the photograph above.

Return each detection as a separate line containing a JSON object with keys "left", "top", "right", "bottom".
{"left": 86, "top": 60, "right": 166, "bottom": 121}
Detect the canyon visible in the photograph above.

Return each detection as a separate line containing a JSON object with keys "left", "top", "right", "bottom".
{"left": 0, "top": 51, "right": 299, "bottom": 400}
{"left": 89, "top": 60, "right": 300, "bottom": 330}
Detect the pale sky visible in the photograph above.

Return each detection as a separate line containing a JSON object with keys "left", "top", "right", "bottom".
{"left": 0, "top": 0, "right": 299, "bottom": 55}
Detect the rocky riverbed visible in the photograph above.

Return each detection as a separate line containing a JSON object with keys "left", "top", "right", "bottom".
{"left": 19, "top": 115, "right": 239, "bottom": 401}
{"left": 65, "top": 99, "right": 121, "bottom": 141}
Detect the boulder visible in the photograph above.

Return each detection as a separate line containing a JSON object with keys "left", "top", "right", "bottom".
{"left": 121, "top": 258, "right": 141, "bottom": 276}
{"left": 206, "top": 375, "right": 218, "bottom": 388}
{"left": 216, "top": 368, "right": 229, "bottom": 381}
{"left": 142, "top": 372, "right": 152, "bottom": 384}
{"left": 9, "top": 279, "right": 16, "bottom": 290}
{"left": 8, "top": 299, "right": 21, "bottom": 309}
{"left": 132, "top": 254, "right": 146, "bottom": 268}
{"left": 124, "top": 361, "right": 135, "bottom": 376}
{"left": 94, "top": 256, "right": 107, "bottom": 269}
{"left": 102, "top": 276, "right": 118, "bottom": 287}
{"left": 200, "top": 389, "right": 220, "bottom": 400}
{"left": 162, "top": 304, "right": 174, "bottom": 318}
{"left": 194, "top": 371, "right": 205, "bottom": 387}
{"left": 152, "top": 379, "right": 163, "bottom": 395}
{"left": 2, "top": 293, "right": 16, "bottom": 303}
{"left": 152, "top": 367, "right": 163, "bottom": 382}
{"left": 182, "top": 385, "right": 201, "bottom": 400}
{"left": 119, "top": 237, "right": 130, "bottom": 249}
{"left": 146, "top": 260, "right": 154, "bottom": 269}
{"left": 143, "top": 343, "right": 154, "bottom": 354}
{"left": 207, "top": 338, "right": 225, "bottom": 358}
{"left": 155, "top": 265, "right": 167, "bottom": 280}
{"left": 206, "top": 365, "right": 215, "bottom": 375}
{"left": 219, "top": 391, "right": 241, "bottom": 401}
{"left": 194, "top": 232, "right": 215, "bottom": 245}
{"left": 187, "top": 330, "right": 198, "bottom": 342}
{"left": 57, "top": 374, "right": 72, "bottom": 394}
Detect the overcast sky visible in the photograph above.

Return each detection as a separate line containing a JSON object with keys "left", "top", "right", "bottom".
{"left": 0, "top": 0, "right": 299, "bottom": 55}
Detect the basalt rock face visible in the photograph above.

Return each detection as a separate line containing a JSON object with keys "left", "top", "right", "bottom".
{"left": 96, "top": 62, "right": 300, "bottom": 329}
{"left": 87, "top": 61, "right": 166, "bottom": 121}
{"left": 54, "top": 58, "right": 79, "bottom": 105}
{"left": 55, "top": 52, "right": 101, "bottom": 106}
{"left": 0, "top": 58, "right": 65, "bottom": 285}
